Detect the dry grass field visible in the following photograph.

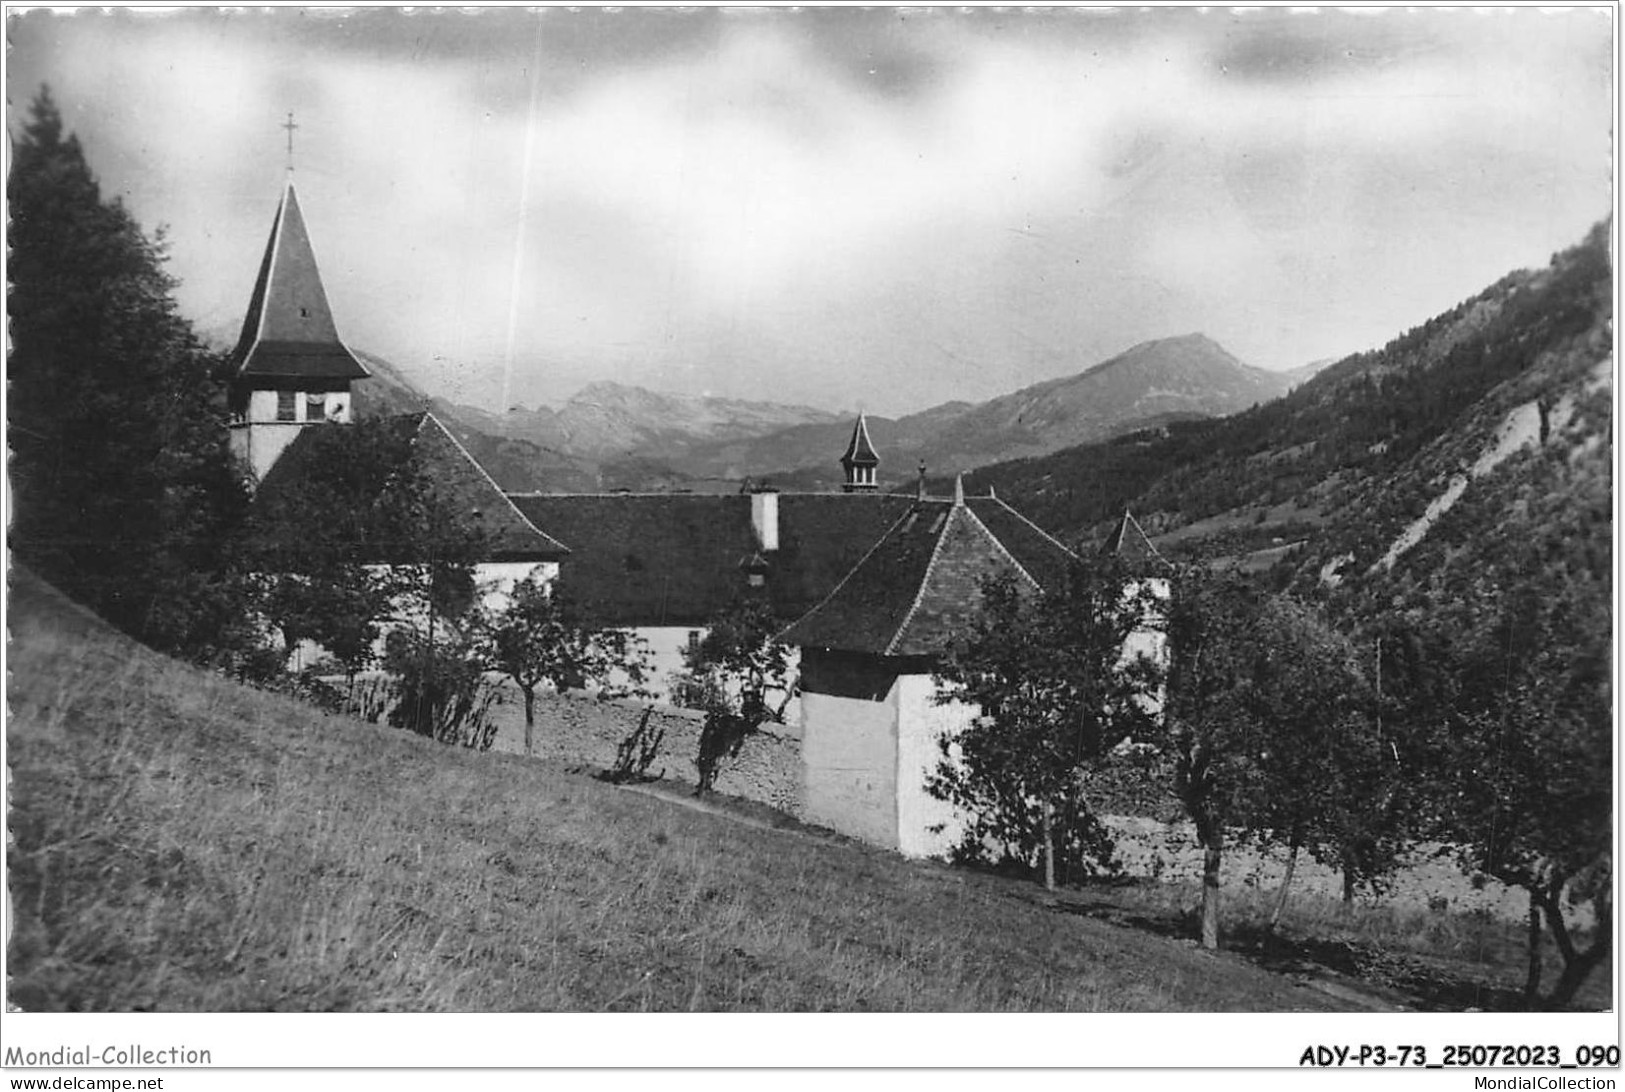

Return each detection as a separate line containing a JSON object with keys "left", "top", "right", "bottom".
{"left": 6, "top": 573, "right": 1351, "bottom": 1012}
{"left": 6, "top": 572, "right": 1605, "bottom": 1012}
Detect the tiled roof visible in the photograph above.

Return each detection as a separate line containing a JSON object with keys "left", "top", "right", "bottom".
{"left": 779, "top": 493, "right": 1080, "bottom": 657}
{"left": 509, "top": 492, "right": 918, "bottom": 627}
{"left": 231, "top": 182, "right": 369, "bottom": 383}
{"left": 840, "top": 413, "right": 880, "bottom": 468}
{"left": 966, "top": 496, "right": 1079, "bottom": 593}
{"left": 1100, "top": 509, "right": 1169, "bottom": 570}
{"left": 775, "top": 494, "right": 921, "bottom": 615}
{"left": 253, "top": 412, "right": 567, "bottom": 562}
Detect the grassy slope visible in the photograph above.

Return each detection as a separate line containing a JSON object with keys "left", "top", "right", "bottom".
{"left": 6, "top": 572, "right": 1347, "bottom": 1013}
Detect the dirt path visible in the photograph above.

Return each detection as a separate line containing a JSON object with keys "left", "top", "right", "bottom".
{"left": 616, "top": 781, "right": 786, "bottom": 833}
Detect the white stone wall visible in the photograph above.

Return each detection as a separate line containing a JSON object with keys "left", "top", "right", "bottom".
{"left": 476, "top": 560, "right": 557, "bottom": 613}
{"left": 799, "top": 650, "right": 901, "bottom": 849}
{"left": 638, "top": 626, "right": 801, "bottom": 723}
{"left": 1122, "top": 577, "right": 1171, "bottom": 721}
{"left": 275, "top": 561, "right": 557, "bottom": 672}
{"left": 486, "top": 689, "right": 805, "bottom": 816}
{"left": 894, "top": 674, "right": 976, "bottom": 859}
{"left": 231, "top": 420, "right": 305, "bottom": 482}
{"left": 798, "top": 653, "right": 982, "bottom": 857}
{"left": 801, "top": 687, "right": 899, "bottom": 848}
{"left": 285, "top": 637, "right": 326, "bottom": 673}
{"left": 246, "top": 389, "right": 281, "bottom": 423}
{"left": 642, "top": 626, "right": 703, "bottom": 704}
{"left": 232, "top": 390, "right": 354, "bottom": 481}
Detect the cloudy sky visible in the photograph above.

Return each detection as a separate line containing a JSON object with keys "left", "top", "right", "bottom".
{"left": 7, "top": 7, "right": 1613, "bottom": 416}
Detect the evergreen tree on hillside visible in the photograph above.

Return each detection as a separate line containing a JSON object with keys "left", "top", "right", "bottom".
{"left": 9, "top": 87, "right": 248, "bottom": 656}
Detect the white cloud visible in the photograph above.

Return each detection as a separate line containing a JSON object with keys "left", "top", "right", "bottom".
{"left": 10, "top": 8, "right": 1611, "bottom": 414}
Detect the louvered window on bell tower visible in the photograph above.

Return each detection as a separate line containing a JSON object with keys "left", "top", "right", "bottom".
{"left": 276, "top": 390, "right": 297, "bottom": 422}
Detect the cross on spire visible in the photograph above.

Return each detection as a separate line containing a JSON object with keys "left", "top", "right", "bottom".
{"left": 282, "top": 112, "right": 298, "bottom": 173}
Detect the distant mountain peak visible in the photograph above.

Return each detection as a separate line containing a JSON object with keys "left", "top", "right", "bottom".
{"left": 647, "top": 333, "right": 1299, "bottom": 485}
{"left": 961, "top": 218, "right": 1613, "bottom": 601}
{"left": 345, "top": 334, "right": 1297, "bottom": 493}
{"left": 1090, "top": 332, "right": 1246, "bottom": 374}
{"left": 564, "top": 379, "right": 838, "bottom": 420}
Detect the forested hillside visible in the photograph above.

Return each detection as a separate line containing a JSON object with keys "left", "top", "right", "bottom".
{"left": 968, "top": 221, "right": 1612, "bottom": 584}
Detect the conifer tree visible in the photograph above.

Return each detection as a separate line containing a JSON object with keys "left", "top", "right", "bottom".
{"left": 9, "top": 86, "right": 247, "bottom": 656}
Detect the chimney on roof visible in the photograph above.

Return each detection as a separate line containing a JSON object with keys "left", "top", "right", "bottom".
{"left": 952, "top": 474, "right": 965, "bottom": 506}
{"left": 916, "top": 460, "right": 927, "bottom": 500}
{"left": 751, "top": 487, "right": 779, "bottom": 552}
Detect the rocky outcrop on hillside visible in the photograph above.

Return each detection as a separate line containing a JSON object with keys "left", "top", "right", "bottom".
{"left": 970, "top": 220, "right": 1612, "bottom": 593}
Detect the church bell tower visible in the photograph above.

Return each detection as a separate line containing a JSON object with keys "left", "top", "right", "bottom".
{"left": 227, "top": 124, "right": 368, "bottom": 482}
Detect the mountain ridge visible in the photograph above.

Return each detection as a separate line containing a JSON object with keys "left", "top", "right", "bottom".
{"left": 330, "top": 332, "right": 1313, "bottom": 492}
{"left": 656, "top": 333, "right": 1305, "bottom": 486}
{"left": 961, "top": 219, "right": 1612, "bottom": 614}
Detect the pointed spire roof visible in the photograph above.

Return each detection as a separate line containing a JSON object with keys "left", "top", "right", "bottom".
{"left": 231, "top": 181, "right": 369, "bottom": 383}
{"left": 840, "top": 413, "right": 880, "bottom": 469}
{"left": 1100, "top": 509, "right": 1169, "bottom": 569}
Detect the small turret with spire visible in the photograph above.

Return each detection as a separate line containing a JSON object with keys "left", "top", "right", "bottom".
{"left": 840, "top": 413, "right": 880, "bottom": 493}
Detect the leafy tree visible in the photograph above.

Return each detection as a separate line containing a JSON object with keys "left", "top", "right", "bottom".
{"left": 1355, "top": 425, "right": 1612, "bottom": 1007}
{"left": 674, "top": 597, "right": 795, "bottom": 795}
{"left": 477, "top": 576, "right": 651, "bottom": 755}
{"left": 236, "top": 417, "right": 485, "bottom": 677}
{"left": 1233, "top": 598, "right": 1399, "bottom": 925}
{"left": 930, "top": 561, "right": 1164, "bottom": 889}
{"left": 1164, "top": 571, "right": 1392, "bottom": 948}
{"left": 380, "top": 625, "right": 502, "bottom": 751}
{"left": 8, "top": 86, "right": 248, "bottom": 657}
{"left": 1163, "top": 569, "right": 1263, "bottom": 949}
{"left": 1410, "top": 581, "right": 1611, "bottom": 1008}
